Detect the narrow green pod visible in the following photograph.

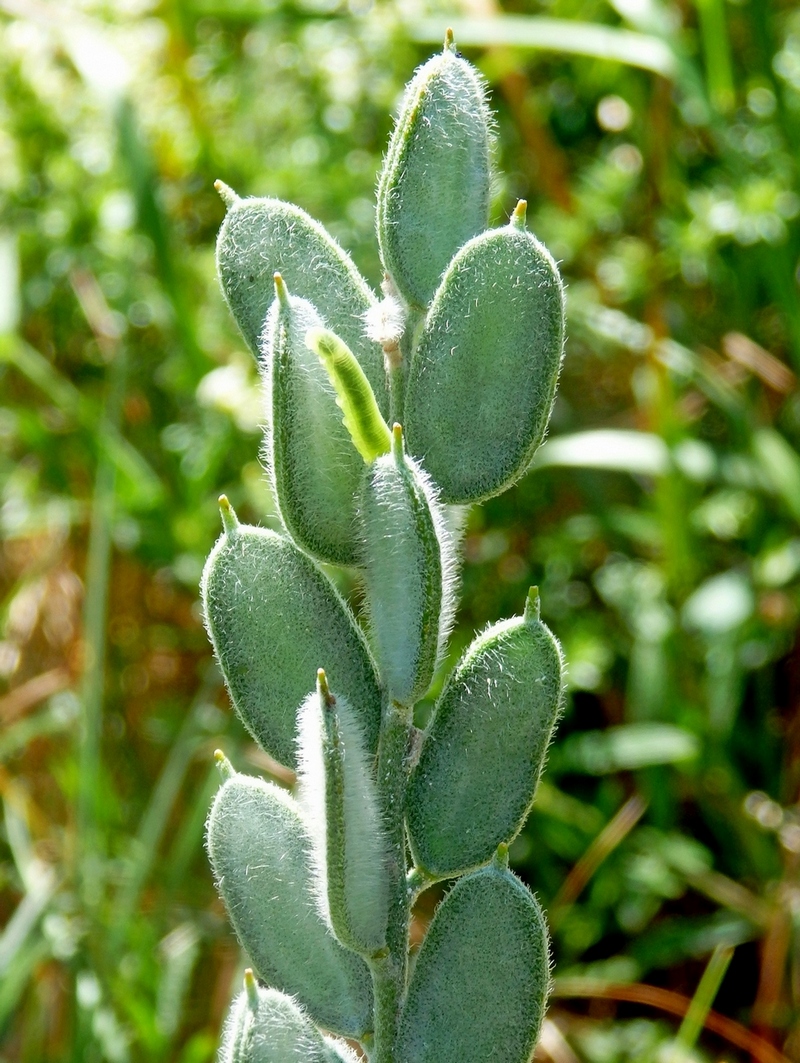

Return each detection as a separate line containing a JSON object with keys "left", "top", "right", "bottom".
{"left": 215, "top": 191, "right": 389, "bottom": 416}
{"left": 407, "top": 589, "right": 564, "bottom": 877}
{"left": 395, "top": 863, "right": 551, "bottom": 1063}
{"left": 296, "top": 670, "right": 390, "bottom": 957}
{"left": 201, "top": 503, "right": 382, "bottom": 769}
{"left": 404, "top": 211, "right": 565, "bottom": 503}
{"left": 265, "top": 283, "right": 364, "bottom": 566}
{"left": 359, "top": 425, "right": 457, "bottom": 706}
{"left": 207, "top": 775, "right": 373, "bottom": 1038}
{"left": 306, "top": 327, "right": 392, "bottom": 464}
{"left": 376, "top": 34, "right": 492, "bottom": 309}
{"left": 221, "top": 978, "right": 353, "bottom": 1063}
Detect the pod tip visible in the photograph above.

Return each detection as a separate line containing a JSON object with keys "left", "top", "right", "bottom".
{"left": 243, "top": 969, "right": 259, "bottom": 1011}
{"left": 317, "top": 668, "right": 335, "bottom": 707}
{"left": 511, "top": 199, "right": 528, "bottom": 229}
{"left": 218, "top": 495, "right": 239, "bottom": 535}
{"left": 524, "top": 586, "right": 541, "bottom": 622}
{"left": 214, "top": 180, "right": 240, "bottom": 208}
{"left": 214, "top": 749, "right": 235, "bottom": 780}
{"left": 273, "top": 272, "right": 289, "bottom": 306}
{"left": 444, "top": 27, "right": 456, "bottom": 53}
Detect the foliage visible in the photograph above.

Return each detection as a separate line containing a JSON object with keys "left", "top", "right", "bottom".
{"left": 0, "top": 1, "right": 799, "bottom": 1061}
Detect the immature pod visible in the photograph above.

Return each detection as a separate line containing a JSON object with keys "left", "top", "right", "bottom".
{"left": 395, "top": 858, "right": 550, "bottom": 1063}
{"left": 407, "top": 589, "right": 564, "bottom": 877}
{"left": 376, "top": 32, "right": 492, "bottom": 309}
{"left": 215, "top": 186, "right": 389, "bottom": 416}
{"left": 265, "top": 281, "right": 365, "bottom": 566}
{"left": 359, "top": 425, "right": 456, "bottom": 706}
{"left": 404, "top": 203, "right": 565, "bottom": 503}
{"left": 207, "top": 775, "right": 373, "bottom": 1038}
{"left": 201, "top": 500, "right": 382, "bottom": 769}
{"left": 296, "top": 670, "right": 390, "bottom": 957}
{"left": 220, "top": 975, "right": 358, "bottom": 1063}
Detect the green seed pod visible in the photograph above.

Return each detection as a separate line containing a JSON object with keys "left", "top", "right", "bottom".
{"left": 395, "top": 858, "right": 551, "bottom": 1063}
{"left": 214, "top": 186, "right": 389, "bottom": 416}
{"left": 207, "top": 775, "right": 373, "bottom": 1038}
{"left": 306, "top": 327, "right": 392, "bottom": 464}
{"left": 376, "top": 32, "right": 492, "bottom": 309}
{"left": 296, "top": 670, "right": 390, "bottom": 957}
{"left": 221, "top": 974, "right": 355, "bottom": 1063}
{"left": 265, "top": 279, "right": 365, "bottom": 566}
{"left": 407, "top": 589, "right": 563, "bottom": 877}
{"left": 359, "top": 424, "right": 457, "bottom": 706}
{"left": 201, "top": 499, "right": 382, "bottom": 769}
{"left": 404, "top": 203, "right": 565, "bottom": 503}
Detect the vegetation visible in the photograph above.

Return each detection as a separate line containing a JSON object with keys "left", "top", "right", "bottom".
{"left": 0, "top": 1, "right": 799, "bottom": 1061}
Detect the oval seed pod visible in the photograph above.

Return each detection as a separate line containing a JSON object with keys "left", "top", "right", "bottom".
{"left": 221, "top": 976, "right": 347, "bottom": 1063}
{"left": 265, "top": 281, "right": 365, "bottom": 566}
{"left": 201, "top": 500, "right": 382, "bottom": 769}
{"left": 376, "top": 33, "right": 492, "bottom": 309}
{"left": 215, "top": 188, "right": 390, "bottom": 416}
{"left": 296, "top": 670, "right": 390, "bottom": 957}
{"left": 407, "top": 589, "right": 564, "bottom": 877}
{"left": 207, "top": 775, "right": 373, "bottom": 1038}
{"left": 359, "top": 425, "right": 457, "bottom": 706}
{"left": 404, "top": 204, "right": 565, "bottom": 503}
{"left": 395, "top": 859, "right": 550, "bottom": 1063}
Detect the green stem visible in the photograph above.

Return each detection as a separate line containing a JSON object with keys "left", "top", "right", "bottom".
{"left": 369, "top": 702, "right": 412, "bottom": 1063}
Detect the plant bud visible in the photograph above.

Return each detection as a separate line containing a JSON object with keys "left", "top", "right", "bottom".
{"left": 201, "top": 499, "right": 382, "bottom": 769}
{"left": 207, "top": 774, "right": 373, "bottom": 1038}
{"left": 395, "top": 860, "right": 550, "bottom": 1063}
{"left": 359, "top": 425, "right": 457, "bottom": 706}
{"left": 407, "top": 589, "right": 564, "bottom": 876}
{"left": 376, "top": 32, "right": 492, "bottom": 309}
{"left": 296, "top": 670, "right": 390, "bottom": 957}
{"left": 265, "top": 280, "right": 364, "bottom": 566}
{"left": 215, "top": 189, "right": 389, "bottom": 416}
{"left": 404, "top": 204, "right": 565, "bottom": 503}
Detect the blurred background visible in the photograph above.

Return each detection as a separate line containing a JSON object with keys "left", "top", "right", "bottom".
{"left": 1, "top": 0, "right": 800, "bottom": 1060}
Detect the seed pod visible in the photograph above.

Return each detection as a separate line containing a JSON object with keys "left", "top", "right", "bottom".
{"left": 395, "top": 858, "right": 550, "bottom": 1063}
{"left": 215, "top": 187, "right": 389, "bottom": 416}
{"left": 376, "top": 32, "right": 492, "bottom": 309}
{"left": 220, "top": 975, "right": 355, "bottom": 1063}
{"left": 359, "top": 425, "right": 457, "bottom": 706}
{"left": 207, "top": 775, "right": 373, "bottom": 1038}
{"left": 404, "top": 203, "right": 565, "bottom": 503}
{"left": 201, "top": 500, "right": 382, "bottom": 769}
{"left": 265, "top": 280, "right": 365, "bottom": 566}
{"left": 296, "top": 670, "right": 390, "bottom": 957}
{"left": 407, "top": 589, "right": 564, "bottom": 877}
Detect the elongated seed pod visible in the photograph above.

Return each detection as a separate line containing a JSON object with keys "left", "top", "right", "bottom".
{"left": 407, "top": 589, "right": 564, "bottom": 877}
{"left": 215, "top": 188, "right": 390, "bottom": 416}
{"left": 221, "top": 976, "right": 355, "bottom": 1063}
{"left": 404, "top": 204, "right": 565, "bottom": 503}
{"left": 359, "top": 425, "right": 457, "bottom": 706}
{"left": 307, "top": 327, "right": 392, "bottom": 464}
{"left": 207, "top": 775, "right": 373, "bottom": 1038}
{"left": 201, "top": 500, "right": 382, "bottom": 768}
{"left": 376, "top": 33, "right": 492, "bottom": 309}
{"left": 296, "top": 670, "right": 390, "bottom": 957}
{"left": 265, "top": 280, "right": 364, "bottom": 566}
{"left": 395, "top": 858, "right": 550, "bottom": 1063}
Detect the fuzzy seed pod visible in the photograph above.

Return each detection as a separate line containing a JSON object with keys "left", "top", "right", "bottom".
{"left": 359, "top": 425, "right": 457, "bottom": 706}
{"left": 264, "top": 280, "right": 365, "bottom": 566}
{"left": 215, "top": 188, "right": 389, "bottom": 416}
{"left": 404, "top": 204, "right": 565, "bottom": 503}
{"left": 395, "top": 858, "right": 551, "bottom": 1063}
{"left": 376, "top": 33, "right": 492, "bottom": 309}
{"left": 201, "top": 500, "right": 382, "bottom": 769}
{"left": 407, "top": 589, "right": 564, "bottom": 877}
{"left": 207, "top": 775, "right": 373, "bottom": 1038}
{"left": 296, "top": 670, "right": 390, "bottom": 957}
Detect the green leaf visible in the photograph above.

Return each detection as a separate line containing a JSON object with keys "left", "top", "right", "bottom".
{"left": 207, "top": 775, "right": 373, "bottom": 1038}
{"left": 376, "top": 33, "right": 492, "bottom": 309}
{"left": 395, "top": 861, "right": 550, "bottom": 1063}
{"left": 201, "top": 500, "right": 382, "bottom": 769}
{"left": 407, "top": 590, "right": 564, "bottom": 877}
{"left": 265, "top": 280, "right": 365, "bottom": 566}
{"left": 405, "top": 209, "right": 565, "bottom": 503}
